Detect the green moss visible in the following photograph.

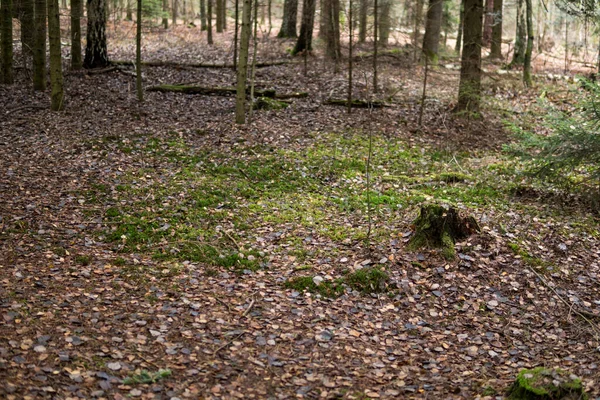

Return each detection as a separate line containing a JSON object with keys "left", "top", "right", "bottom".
{"left": 75, "top": 255, "right": 92, "bottom": 266}
{"left": 123, "top": 369, "right": 172, "bottom": 385}
{"left": 253, "top": 97, "right": 289, "bottom": 110}
{"left": 284, "top": 276, "right": 345, "bottom": 298}
{"left": 507, "top": 367, "right": 587, "bottom": 399}
{"left": 344, "top": 268, "right": 389, "bottom": 294}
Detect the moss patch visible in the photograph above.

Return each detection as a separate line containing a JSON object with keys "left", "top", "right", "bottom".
{"left": 284, "top": 268, "right": 390, "bottom": 298}
{"left": 507, "top": 367, "right": 587, "bottom": 400}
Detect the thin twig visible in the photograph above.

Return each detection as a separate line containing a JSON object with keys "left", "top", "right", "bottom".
{"left": 213, "top": 331, "right": 246, "bottom": 355}
{"left": 242, "top": 298, "right": 255, "bottom": 316}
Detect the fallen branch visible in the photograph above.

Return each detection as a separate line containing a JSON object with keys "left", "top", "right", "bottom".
{"left": 324, "top": 98, "right": 389, "bottom": 108}
{"left": 111, "top": 59, "right": 295, "bottom": 69}
{"left": 146, "top": 85, "right": 277, "bottom": 98}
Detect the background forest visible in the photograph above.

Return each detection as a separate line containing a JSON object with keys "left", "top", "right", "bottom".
{"left": 1, "top": 0, "right": 600, "bottom": 398}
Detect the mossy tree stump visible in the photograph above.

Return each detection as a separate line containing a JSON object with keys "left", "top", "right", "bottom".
{"left": 507, "top": 367, "right": 587, "bottom": 399}
{"left": 408, "top": 204, "right": 480, "bottom": 259}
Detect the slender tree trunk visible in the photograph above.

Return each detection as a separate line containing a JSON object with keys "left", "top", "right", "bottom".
{"left": 233, "top": 0, "right": 238, "bottom": 67}
{"left": 523, "top": 0, "right": 532, "bottom": 86}
{"left": 318, "top": 0, "right": 325, "bottom": 38}
{"left": 183, "top": 0, "right": 187, "bottom": 23}
{"left": 136, "top": 0, "right": 142, "bottom": 101}
{"left": 358, "top": 0, "right": 367, "bottom": 43}
{"left": 413, "top": 0, "right": 423, "bottom": 62}
{"left": 47, "top": 0, "right": 64, "bottom": 110}
{"left": 163, "top": 0, "right": 169, "bottom": 27}
{"left": 378, "top": 0, "right": 390, "bottom": 45}
{"left": 126, "top": 0, "right": 132, "bottom": 19}
{"left": 248, "top": 0, "right": 258, "bottom": 120}
{"left": 455, "top": 0, "right": 464, "bottom": 54}
{"left": 84, "top": 0, "right": 109, "bottom": 68}
{"left": 422, "top": 0, "right": 442, "bottom": 63}
{"left": 33, "top": 0, "right": 46, "bottom": 90}
{"left": 215, "top": 0, "right": 222, "bottom": 31}
{"left": 173, "top": 0, "right": 178, "bottom": 24}
{"left": 482, "top": 0, "right": 492, "bottom": 46}
{"left": 207, "top": 0, "right": 213, "bottom": 43}
{"left": 221, "top": 0, "right": 226, "bottom": 29}
{"left": 293, "top": 0, "right": 315, "bottom": 55}
{"left": 277, "top": 0, "right": 298, "bottom": 37}
{"left": 20, "top": 0, "right": 34, "bottom": 59}
{"left": 456, "top": 0, "right": 483, "bottom": 113}
{"left": 71, "top": 0, "right": 82, "bottom": 68}
{"left": 489, "top": 0, "right": 502, "bottom": 59}
{"left": 60, "top": 0, "right": 65, "bottom": 8}
{"left": 1, "top": 0, "right": 14, "bottom": 84}
{"left": 323, "top": 0, "right": 340, "bottom": 60}
{"left": 235, "top": 0, "right": 251, "bottom": 124}
{"left": 348, "top": 0, "right": 352, "bottom": 113}
{"left": 373, "top": 0, "right": 377, "bottom": 91}
{"left": 510, "top": 0, "right": 525, "bottom": 66}
{"left": 267, "top": 0, "right": 271, "bottom": 33}
{"left": 200, "top": 0, "right": 206, "bottom": 29}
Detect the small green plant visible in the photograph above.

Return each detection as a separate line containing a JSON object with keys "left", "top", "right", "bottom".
{"left": 123, "top": 369, "right": 172, "bottom": 385}
{"left": 344, "top": 268, "right": 389, "bottom": 294}
{"left": 75, "top": 255, "right": 92, "bottom": 266}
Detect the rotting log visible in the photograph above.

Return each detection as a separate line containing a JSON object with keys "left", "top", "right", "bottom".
{"left": 506, "top": 367, "right": 586, "bottom": 400}
{"left": 111, "top": 59, "right": 295, "bottom": 69}
{"left": 324, "top": 98, "right": 389, "bottom": 108}
{"left": 408, "top": 204, "right": 479, "bottom": 259}
{"left": 146, "top": 85, "right": 277, "bottom": 98}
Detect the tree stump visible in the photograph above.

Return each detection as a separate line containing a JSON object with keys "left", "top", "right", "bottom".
{"left": 507, "top": 367, "right": 587, "bottom": 399}
{"left": 408, "top": 204, "right": 480, "bottom": 259}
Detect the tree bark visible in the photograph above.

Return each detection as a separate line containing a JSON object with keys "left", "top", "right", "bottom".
{"left": 136, "top": 0, "right": 142, "bottom": 101}
{"left": 126, "top": 0, "right": 132, "bottom": 20}
{"left": 235, "top": 0, "right": 251, "bottom": 123}
{"left": 215, "top": 0, "right": 222, "bottom": 31}
{"left": 456, "top": 0, "right": 483, "bottom": 113}
{"left": 1, "top": 0, "right": 13, "bottom": 84}
{"left": 292, "top": 0, "right": 315, "bottom": 55}
{"left": 489, "top": 0, "right": 502, "bottom": 59}
{"left": 200, "top": 0, "right": 206, "bottom": 29}
{"left": 482, "top": 0, "right": 492, "bottom": 46}
{"left": 523, "top": 0, "right": 533, "bottom": 86}
{"left": 162, "top": 0, "right": 168, "bottom": 27}
{"left": 84, "top": 0, "right": 109, "bottom": 68}
{"left": 358, "top": 0, "right": 367, "bottom": 43}
{"left": 378, "top": 0, "right": 390, "bottom": 45}
{"left": 20, "top": 0, "right": 34, "bottom": 59}
{"left": 412, "top": 0, "right": 424, "bottom": 62}
{"left": 71, "top": 0, "right": 82, "bottom": 69}
{"left": 422, "top": 0, "right": 442, "bottom": 63}
{"left": 221, "top": 0, "right": 226, "bottom": 30}
{"left": 207, "top": 0, "right": 213, "bottom": 43}
{"left": 48, "top": 0, "right": 64, "bottom": 110}
{"left": 455, "top": 0, "right": 464, "bottom": 54}
{"left": 323, "top": 0, "right": 340, "bottom": 60}
{"left": 510, "top": 0, "right": 525, "bottom": 67}
{"left": 277, "top": 0, "right": 298, "bottom": 37}
{"left": 33, "top": 0, "right": 46, "bottom": 90}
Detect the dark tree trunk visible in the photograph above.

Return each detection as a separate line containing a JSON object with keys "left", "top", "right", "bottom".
{"left": 378, "top": 0, "right": 390, "bottom": 45}
{"left": 20, "top": 0, "right": 34, "bottom": 58}
{"left": 323, "top": 0, "right": 340, "bottom": 60}
{"left": 422, "top": 0, "right": 442, "bottom": 63}
{"left": 162, "top": 0, "right": 169, "bottom": 27}
{"left": 292, "top": 0, "right": 315, "bottom": 55}
{"left": 207, "top": 0, "right": 213, "bottom": 43}
{"left": 455, "top": 0, "right": 464, "bottom": 54}
{"left": 235, "top": 0, "right": 251, "bottom": 123}
{"left": 1, "top": 0, "right": 13, "bottom": 83}
{"left": 136, "top": 0, "right": 142, "bottom": 101}
{"left": 482, "top": 0, "right": 492, "bottom": 46}
{"left": 358, "top": 0, "right": 367, "bottom": 43}
{"left": 33, "top": 0, "right": 46, "bottom": 90}
{"left": 200, "top": 0, "right": 206, "bottom": 29}
{"left": 71, "top": 0, "right": 82, "bottom": 69}
{"left": 277, "top": 0, "right": 297, "bottom": 37}
{"left": 511, "top": 0, "right": 525, "bottom": 66}
{"left": 215, "top": 0, "right": 222, "bottom": 31}
{"left": 523, "top": 0, "right": 532, "bottom": 85}
{"left": 221, "top": 0, "right": 226, "bottom": 30}
{"left": 173, "top": 0, "right": 177, "bottom": 25}
{"left": 456, "top": 0, "right": 483, "bottom": 113}
{"left": 412, "top": 0, "right": 424, "bottom": 62}
{"left": 48, "top": 0, "right": 64, "bottom": 110}
{"left": 126, "top": 0, "right": 132, "bottom": 19}
{"left": 489, "top": 0, "right": 502, "bottom": 58}
{"left": 84, "top": 0, "right": 109, "bottom": 68}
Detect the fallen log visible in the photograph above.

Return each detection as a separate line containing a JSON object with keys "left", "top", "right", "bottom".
{"left": 323, "top": 99, "right": 389, "bottom": 108}
{"left": 146, "top": 85, "right": 277, "bottom": 98}
{"left": 111, "top": 59, "right": 295, "bottom": 69}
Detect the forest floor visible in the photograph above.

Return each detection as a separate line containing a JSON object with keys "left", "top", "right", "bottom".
{"left": 1, "top": 21, "right": 600, "bottom": 399}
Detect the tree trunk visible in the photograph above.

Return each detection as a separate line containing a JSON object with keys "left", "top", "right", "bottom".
{"left": 292, "top": 0, "right": 315, "bottom": 55}
{"left": 47, "top": 0, "right": 64, "bottom": 110}
{"left": 323, "top": 0, "right": 340, "bottom": 60}
{"left": 235, "top": 0, "right": 251, "bottom": 123}
{"left": 200, "top": 0, "right": 206, "bottom": 29}
{"left": 489, "top": 0, "right": 502, "bottom": 59}
{"left": 71, "top": 0, "right": 82, "bottom": 69}
{"left": 33, "top": 0, "right": 46, "bottom": 90}
{"left": 456, "top": 0, "right": 483, "bottom": 113}
{"left": 523, "top": 0, "right": 532, "bottom": 86}
{"left": 183, "top": 0, "right": 187, "bottom": 23}
{"left": 221, "top": 0, "right": 226, "bottom": 29}
{"left": 510, "top": 0, "right": 525, "bottom": 66}
{"left": 136, "top": 0, "right": 142, "bottom": 101}
{"left": 126, "top": 0, "right": 132, "bottom": 19}
{"left": 84, "top": 0, "right": 109, "bottom": 68}
{"left": 162, "top": 0, "right": 168, "bottom": 27}
{"left": 233, "top": 0, "right": 238, "bottom": 66}
{"left": 412, "top": 0, "right": 424, "bottom": 62}
{"left": 482, "top": 0, "right": 492, "bottom": 46}
{"left": 455, "top": 0, "right": 464, "bottom": 54}
{"left": 277, "top": 0, "right": 298, "bottom": 37}
{"left": 1, "top": 0, "right": 13, "bottom": 84}
{"left": 215, "top": 0, "right": 222, "bottom": 31}
{"left": 378, "top": 0, "right": 390, "bottom": 45}
{"left": 20, "top": 0, "right": 34, "bottom": 59}
{"left": 207, "top": 0, "right": 213, "bottom": 43}
{"left": 173, "top": 0, "right": 177, "bottom": 24}
{"left": 422, "top": 0, "right": 442, "bottom": 63}
{"left": 358, "top": 0, "right": 367, "bottom": 43}
{"left": 373, "top": 0, "right": 377, "bottom": 91}
{"left": 347, "top": 0, "right": 352, "bottom": 113}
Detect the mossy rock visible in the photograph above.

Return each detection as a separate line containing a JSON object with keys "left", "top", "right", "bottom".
{"left": 507, "top": 367, "right": 587, "bottom": 400}
{"left": 253, "top": 97, "right": 289, "bottom": 110}
{"left": 408, "top": 204, "right": 479, "bottom": 259}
